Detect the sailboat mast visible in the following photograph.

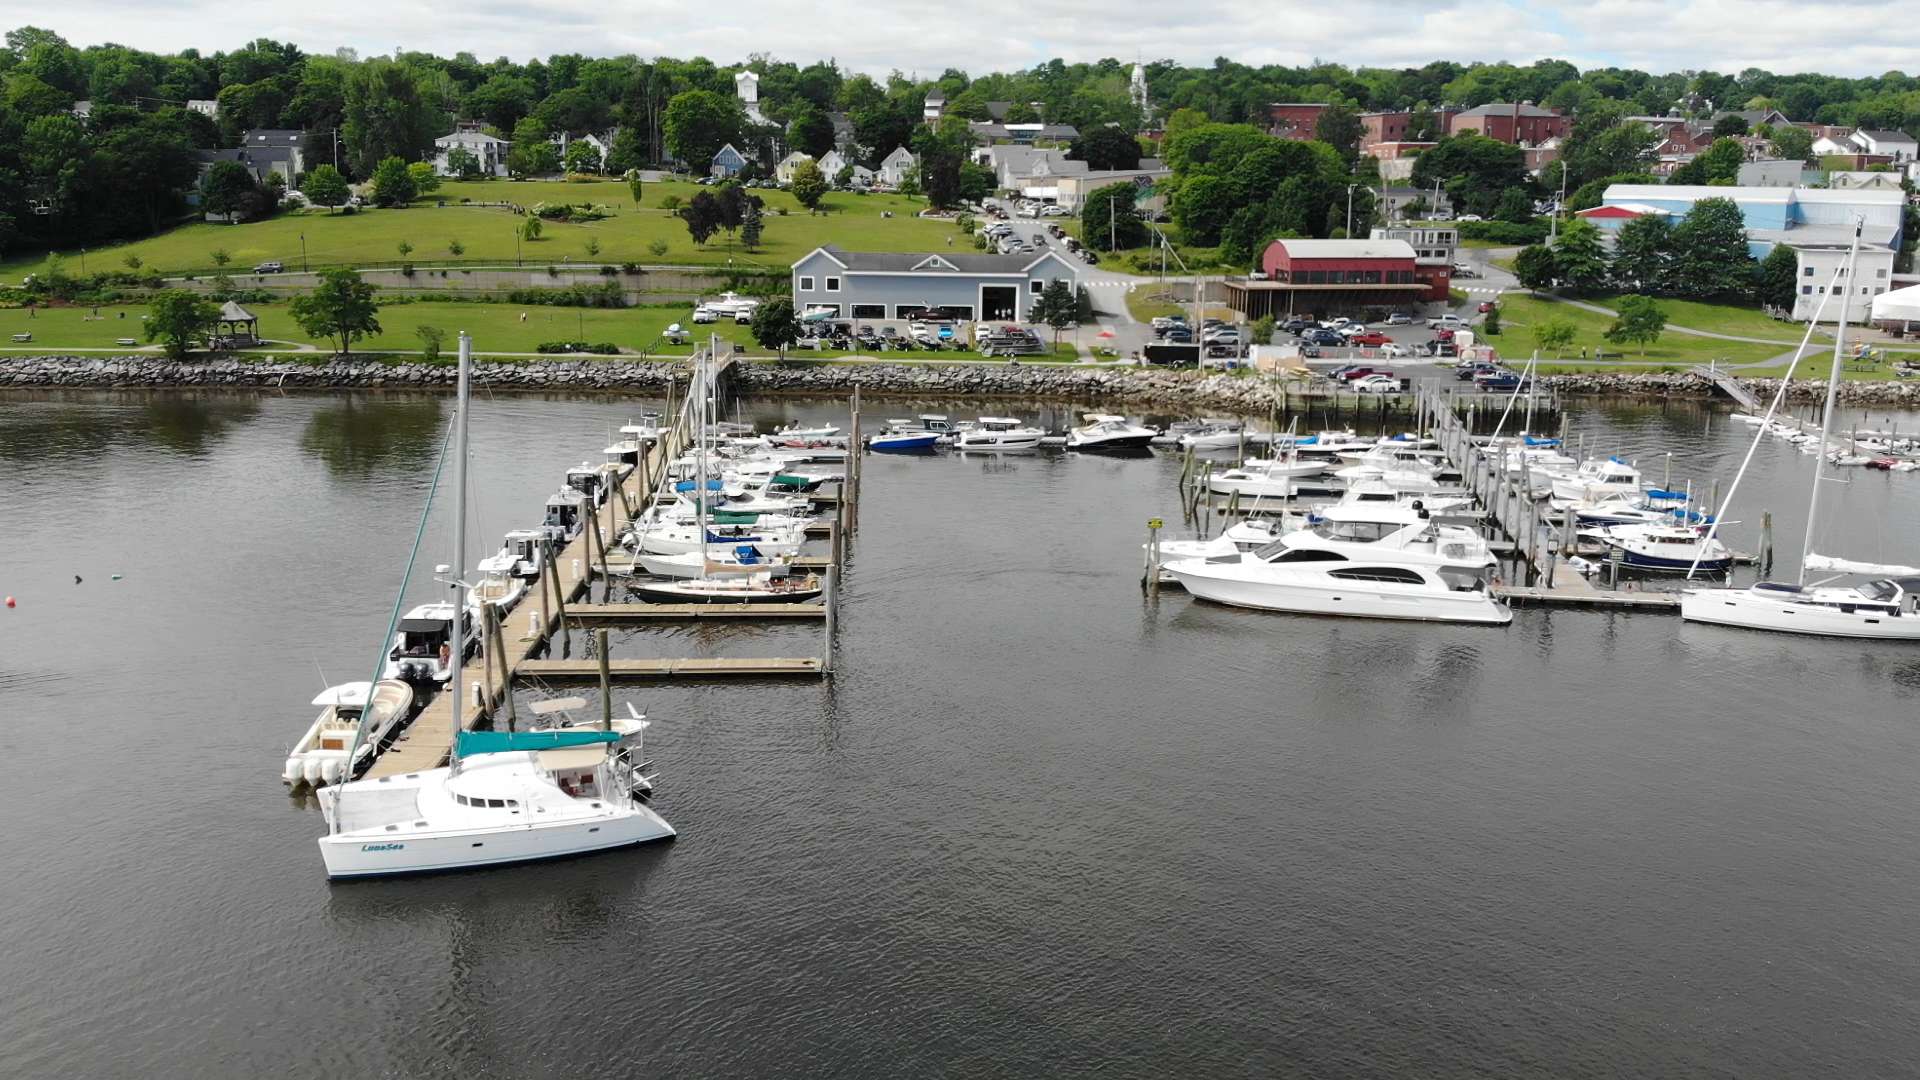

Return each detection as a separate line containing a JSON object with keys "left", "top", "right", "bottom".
{"left": 450, "top": 332, "right": 472, "bottom": 756}
{"left": 697, "top": 337, "right": 710, "bottom": 581}
{"left": 1799, "top": 221, "right": 1862, "bottom": 584}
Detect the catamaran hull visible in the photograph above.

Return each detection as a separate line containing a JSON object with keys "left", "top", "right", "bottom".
{"left": 319, "top": 806, "right": 676, "bottom": 879}
{"left": 1680, "top": 590, "right": 1920, "bottom": 639}
{"left": 1168, "top": 565, "right": 1513, "bottom": 625}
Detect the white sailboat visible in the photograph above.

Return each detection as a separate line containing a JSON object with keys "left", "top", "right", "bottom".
{"left": 1682, "top": 223, "right": 1920, "bottom": 639}
{"left": 318, "top": 332, "right": 674, "bottom": 880}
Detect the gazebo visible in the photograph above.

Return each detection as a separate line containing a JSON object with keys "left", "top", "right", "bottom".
{"left": 215, "top": 300, "right": 259, "bottom": 347}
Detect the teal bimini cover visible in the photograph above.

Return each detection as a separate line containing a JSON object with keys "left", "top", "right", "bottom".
{"left": 455, "top": 729, "right": 619, "bottom": 756}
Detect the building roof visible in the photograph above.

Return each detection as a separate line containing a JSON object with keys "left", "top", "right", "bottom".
{"left": 1455, "top": 102, "right": 1561, "bottom": 119}
{"left": 438, "top": 130, "right": 507, "bottom": 145}
{"left": 797, "top": 245, "right": 1075, "bottom": 276}
{"left": 1269, "top": 238, "right": 1418, "bottom": 260}
{"left": 218, "top": 301, "right": 257, "bottom": 322}
{"left": 1855, "top": 129, "right": 1918, "bottom": 144}
{"left": 1603, "top": 183, "right": 1794, "bottom": 204}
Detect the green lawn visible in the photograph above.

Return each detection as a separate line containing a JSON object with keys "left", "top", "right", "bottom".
{"left": 0, "top": 179, "right": 964, "bottom": 278}
{"left": 1123, "top": 285, "right": 1234, "bottom": 323}
{"left": 1494, "top": 294, "right": 1790, "bottom": 368}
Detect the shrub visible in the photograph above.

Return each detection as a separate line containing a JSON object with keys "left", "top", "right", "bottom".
{"left": 599, "top": 265, "right": 619, "bottom": 276}
{"left": 658, "top": 194, "right": 682, "bottom": 211}
{"left": 647, "top": 240, "right": 668, "bottom": 258}
{"left": 400, "top": 263, "right": 415, "bottom": 277}
{"left": 535, "top": 340, "right": 622, "bottom": 354}
{"left": 1456, "top": 220, "right": 1550, "bottom": 244}
{"left": 504, "top": 282, "right": 626, "bottom": 308}
{"left": 620, "top": 261, "right": 642, "bottom": 273}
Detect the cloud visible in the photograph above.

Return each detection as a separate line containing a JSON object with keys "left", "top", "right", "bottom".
{"left": 20, "top": 0, "right": 1920, "bottom": 79}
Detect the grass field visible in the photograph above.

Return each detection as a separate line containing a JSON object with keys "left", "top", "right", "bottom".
{"left": 1493, "top": 294, "right": 1791, "bottom": 369}
{"left": 0, "top": 179, "right": 965, "bottom": 278}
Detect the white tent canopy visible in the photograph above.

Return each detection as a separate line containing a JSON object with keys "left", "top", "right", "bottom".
{"left": 1871, "top": 282, "right": 1920, "bottom": 323}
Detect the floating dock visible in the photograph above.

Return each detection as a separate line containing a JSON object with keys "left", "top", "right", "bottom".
{"left": 518, "top": 657, "right": 826, "bottom": 679}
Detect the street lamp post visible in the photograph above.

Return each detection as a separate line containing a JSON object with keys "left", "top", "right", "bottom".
{"left": 1345, "top": 184, "right": 1356, "bottom": 238}
{"left": 300, "top": 233, "right": 307, "bottom": 272}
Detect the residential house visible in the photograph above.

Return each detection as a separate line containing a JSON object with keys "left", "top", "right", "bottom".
{"left": 1593, "top": 183, "right": 1908, "bottom": 320}
{"left": 186, "top": 99, "right": 218, "bottom": 119}
{"left": 1053, "top": 163, "right": 1171, "bottom": 213}
{"left": 1267, "top": 103, "right": 1328, "bottom": 141}
{"left": 817, "top": 149, "right": 848, "bottom": 179}
{"left": 1710, "top": 107, "right": 1792, "bottom": 132}
{"left": 983, "top": 146, "right": 1086, "bottom": 199}
{"left": 1448, "top": 102, "right": 1568, "bottom": 145}
{"left": 1375, "top": 186, "right": 1452, "bottom": 221}
{"left": 775, "top": 151, "right": 814, "bottom": 184}
{"left": 70, "top": 100, "right": 91, "bottom": 119}
{"left": 968, "top": 120, "right": 1080, "bottom": 145}
{"left": 1370, "top": 224, "right": 1459, "bottom": 282}
{"left": 433, "top": 124, "right": 510, "bottom": 177}
{"left": 1851, "top": 129, "right": 1917, "bottom": 163}
{"left": 790, "top": 244, "right": 1081, "bottom": 322}
{"left": 877, "top": 147, "right": 917, "bottom": 188}
{"left": 923, "top": 91, "right": 945, "bottom": 124}
{"left": 199, "top": 129, "right": 310, "bottom": 186}
{"left": 1811, "top": 132, "right": 1855, "bottom": 156}
{"left": 1735, "top": 159, "right": 1803, "bottom": 187}
{"left": 1827, "top": 170, "right": 1908, "bottom": 190}
{"left": 551, "top": 129, "right": 615, "bottom": 172}
{"left": 710, "top": 143, "right": 748, "bottom": 178}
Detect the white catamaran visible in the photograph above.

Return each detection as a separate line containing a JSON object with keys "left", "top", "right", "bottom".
{"left": 1681, "top": 223, "right": 1920, "bottom": 639}
{"left": 318, "top": 332, "right": 675, "bottom": 879}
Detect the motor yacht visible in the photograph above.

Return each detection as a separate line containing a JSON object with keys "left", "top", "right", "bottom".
{"left": 1066, "top": 413, "right": 1157, "bottom": 451}
{"left": 283, "top": 680, "right": 415, "bottom": 790}
{"left": 1166, "top": 545, "right": 1511, "bottom": 624}
{"left": 955, "top": 416, "right": 1045, "bottom": 451}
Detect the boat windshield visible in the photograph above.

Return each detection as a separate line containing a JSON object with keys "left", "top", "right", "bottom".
{"left": 1861, "top": 579, "right": 1899, "bottom": 602}
{"left": 1310, "top": 519, "right": 1400, "bottom": 543}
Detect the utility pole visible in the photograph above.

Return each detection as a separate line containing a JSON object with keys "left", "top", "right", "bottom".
{"left": 300, "top": 233, "right": 307, "bottom": 272}
{"left": 1345, "top": 184, "right": 1356, "bottom": 237}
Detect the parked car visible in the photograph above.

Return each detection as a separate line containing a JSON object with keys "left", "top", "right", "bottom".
{"left": 1041, "top": 205, "right": 1068, "bottom": 216}
{"left": 1477, "top": 301, "right": 1496, "bottom": 314}
{"left": 1457, "top": 362, "right": 1500, "bottom": 381}
{"left": 1476, "top": 371, "right": 1526, "bottom": 391}
{"left": 1348, "top": 331, "right": 1392, "bottom": 347}
{"left": 1333, "top": 366, "right": 1383, "bottom": 382}
{"left": 253, "top": 261, "right": 284, "bottom": 274}
{"left": 1164, "top": 327, "right": 1194, "bottom": 343}
{"left": 1281, "top": 317, "right": 1313, "bottom": 334}
{"left": 1352, "top": 374, "right": 1401, "bottom": 394}
{"left": 1385, "top": 312, "right": 1413, "bottom": 326}
{"left": 1378, "top": 343, "right": 1411, "bottom": 359}
{"left": 1457, "top": 214, "right": 1484, "bottom": 222}
{"left": 1080, "top": 250, "right": 1099, "bottom": 264}
{"left": 1303, "top": 329, "right": 1344, "bottom": 347}
{"left": 1427, "top": 314, "right": 1467, "bottom": 329}
{"left": 1327, "top": 364, "right": 1366, "bottom": 381}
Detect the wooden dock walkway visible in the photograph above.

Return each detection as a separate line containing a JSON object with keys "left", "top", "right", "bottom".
{"left": 518, "top": 657, "right": 826, "bottom": 679}
{"left": 362, "top": 346, "right": 859, "bottom": 779}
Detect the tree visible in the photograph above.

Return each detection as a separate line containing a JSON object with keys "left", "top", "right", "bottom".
{"left": 1513, "top": 244, "right": 1558, "bottom": 292}
{"left": 415, "top": 324, "right": 445, "bottom": 361}
{"left": 199, "top": 161, "right": 258, "bottom": 222}
{"left": 624, "top": 168, "right": 644, "bottom": 206}
{"left": 957, "top": 161, "right": 996, "bottom": 205}
{"left": 749, "top": 298, "right": 799, "bottom": 356}
{"left": 605, "top": 127, "right": 647, "bottom": 174}
{"left": 303, "top": 164, "right": 350, "bottom": 212}
{"left": 663, "top": 89, "right": 742, "bottom": 168}
{"left": 1482, "top": 306, "right": 1502, "bottom": 335}
{"left": 790, "top": 160, "right": 827, "bottom": 211}
{"left": 1670, "top": 197, "right": 1755, "bottom": 299}
{"left": 1771, "top": 125, "right": 1815, "bottom": 165}
{"left": 1082, "top": 183, "right": 1148, "bottom": 252}
{"left": 911, "top": 116, "right": 974, "bottom": 209}
{"left": 508, "top": 118, "right": 559, "bottom": 177}
{"left": 1494, "top": 187, "right": 1535, "bottom": 225}
{"left": 1250, "top": 313, "right": 1276, "bottom": 346}
{"left": 521, "top": 216, "right": 543, "bottom": 242}
{"left": 786, "top": 102, "right": 836, "bottom": 158}
{"left": 1711, "top": 114, "right": 1750, "bottom": 138}
{"left": 289, "top": 269, "right": 382, "bottom": 356}
{"left": 1532, "top": 316, "right": 1577, "bottom": 358}
{"left": 342, "top": 59, "right": 435, "bottom": 175}
{"left": 408, "top": 162, "right": 441, "bottom": 195}
{"left": 1410, "top": 134, "right": 1530, "bottom": 216}
{"left": 443, "top": 146, "right": 481, "bottom": 179}
{"left": 1173, "top": 174, "right": 1238, "bottom": 246}
{"left": 1609, "top": 213, "right": 1673, "bottom": 293}
{"left": 897, "top": 172, "right": 921, "bottom": 200}
{"left": 564, "top": 140, "right": 602, "bottom": 174}
{"left": 144, "top": 290, "right": 216, "bottom": 359}
{"left": 1550, "top": 219, "right": 1609, "bottom": 293}
{"left": 1035, "top": 279, "right": 1079, "bottom": 343}
{"left": 833, "top": 164, "right": 855, "bottom": 190}
{"left": 1604, "top": 293, "right": 1668, "bottom": 355}
{"left": 1070, "top": 126, "right": 1143, "bottom": 171}
{"left": 1313, "top": 104, "right": 1363, "bottom": 167}
{"left": 1756, "top": 243, "right": 1799, "bottom": 311}
{"left": 584, "top": 237, "right": 600, "bottom": 259}
{"left": 740, "top": 202, "right": 763, "bottom": 251}
{"left": 679, "top": 191, "right": 721, "bottom": 245}
{"left": 369, "top": 156, "right": 417, "bottom": 207}
{"left": 448, "top": 239, "right": 465, "bottom": 257}
{"left": 209, "top": 248, "right": 232, "bottom": 267}
{"left": 648, "top": 239, "right": 668, "bottom": 258}
{"left": 396, "top": 240, "right": 413, "bottom": 259}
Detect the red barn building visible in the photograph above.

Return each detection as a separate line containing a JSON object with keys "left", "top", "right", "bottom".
{"left": 1225, "top": 238, "right": 1447, "bottom": 318}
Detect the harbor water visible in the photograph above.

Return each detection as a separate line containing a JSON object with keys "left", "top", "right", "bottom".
{"left": 3, "top": 389, "right": 1920, "bottom": 1077}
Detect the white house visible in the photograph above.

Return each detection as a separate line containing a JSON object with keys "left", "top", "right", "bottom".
{"left": 775, "top": 151, "right": 815, "bottom": 184}
{"left": 817, "top": 150, "right": 848, "bottom": 178}
{"left": 1828, "top": 170, "right": 1907, "bottom": 191}
{"left": 433, "top": 127, "right": 510, "bottom": 177}
{"left": 186, "top": 99, "right": 219, "bottom": 119}
{"left": 877, "top": 147, "right": 916, "bottom": 187}
{"left": 1850, "top": 129, "right": 1918, "bottom": 163}
{"left": 1811, "top": 134, "right": 1853, "bottom": 156}
{"left": 552, "top": 129, "right": 615, "bottom": 171}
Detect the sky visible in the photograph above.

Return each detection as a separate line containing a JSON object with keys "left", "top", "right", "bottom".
{"left": 13, "top": 0, "right": 1920, "bottom": 80}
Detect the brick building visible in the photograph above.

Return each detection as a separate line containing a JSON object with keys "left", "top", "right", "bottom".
{"left": 1268, "top": 103, "right": 1329, "bottom": 141}
{"left": 1448, "top": 103, "right": 1568, "bottom": 145}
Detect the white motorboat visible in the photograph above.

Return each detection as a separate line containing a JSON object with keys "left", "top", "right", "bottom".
{"left": 1207, "top": 464, "right": 1303, "bottom": 499}
{"left": 703, "top": 291, "right": 760, "bottom": 318}
{"left": 1329, "top": 465, "right": 1446, "bottom": 495}
{"left": 382, "top": 602, "right": 473, "bottom": 683}
{"left": 283, "top": 680, "right": 416, "bottom": 790}
{"left": 469, "top": 550, "right": 529, "bottom": 619}
{"left": 1271, "top": 503, "right": 1496, "bottom": 568}
{"left": 1595, "top": 522, "right": 1733, "bottom": 573}
{"left": 1333, "top": 445, "right": 1446, "bottom": 473}
{"left": 1153, "top": 518, "right": 1289, "bottom": 561}
{"left": 565, "top": 461, "right": 612, "bottom": 508}
{"left": 634, "top": 572, "right": 823, "bottom": 604}
{"left": 540, "top": 487, "right": 590, "bottom": 543}
{"left": 1237, "top": 455, "right": 1329, "bottom": 478}
{"left": 1066, "top": 413, "right": 1157, "bottom": 451}
{"left": 317, "top": 730, "right": 674, "bottom": 878}
{"left": 1335, "top": 477, "right": 1473, "bottom": 514}
{"left": 1682, "top": 575, "right": 1920, "bottom": 638}
{"left": 1547, "top": 456, "right": 1642, "bottom": 503}
{"left": 868, "top": 420, "right": 943, "bottom": 452}
{"left": 773, "top": 422, "right": 842, "bottom": 439}
{"left": 1177, "top": 419, "right": 1247, "bottom": 451}
{"left": 497, "top": 529, "right": 547, "bottom": 579}
{"left": 1166, "top": 546, "right": 1511, "bottom": 625}
{"left": 620, "top": 413, "right": 665, "bottom": 444}
{"left": 636, "top": 544, "right": 792, "bottom": 579}
{"left": 955, "top": 416, "right": 1045, "bottom": 451}
{"left": 1561, "top": 490, "right": 1702, "bottom": 528}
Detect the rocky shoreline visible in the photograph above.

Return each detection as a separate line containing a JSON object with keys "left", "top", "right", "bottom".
{"left": 6, "top": 354, "right": 1920, "bottom": 408}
